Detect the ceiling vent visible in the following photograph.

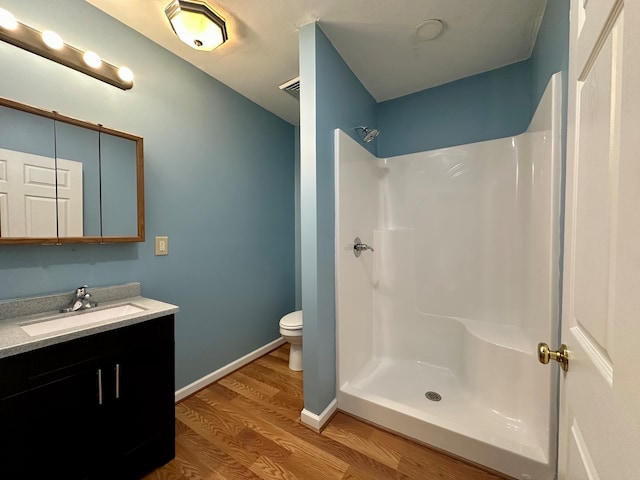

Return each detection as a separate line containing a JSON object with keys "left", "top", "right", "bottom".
{"left": 279, "top": 76, "right": 300, "bottom": 100}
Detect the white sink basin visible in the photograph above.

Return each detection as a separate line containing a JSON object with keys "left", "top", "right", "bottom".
{"left": 20, "top": 304, "right": 145, "bottom": 337}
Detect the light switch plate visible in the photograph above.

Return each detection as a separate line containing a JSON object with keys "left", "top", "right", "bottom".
{"left": 155, "top": 236, "right": 168, "bottom": 256}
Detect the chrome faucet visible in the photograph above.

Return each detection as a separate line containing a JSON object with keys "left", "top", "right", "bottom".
{"left": 61, "top": 285, "right": 98, "bottom": 313}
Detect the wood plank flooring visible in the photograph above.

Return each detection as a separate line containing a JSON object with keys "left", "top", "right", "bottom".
{"left": 144, "top": 345, "right": 507, "bottom": 480}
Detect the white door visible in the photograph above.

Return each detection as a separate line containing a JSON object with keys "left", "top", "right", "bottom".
{"left": 0, "top": 148, "right": 83, "bottom": 237}
{"left": 55, "top": 157, "right": 84, "bottom": 237}
{"left": 557, "top": 0, "right": 640, "bottom": 479}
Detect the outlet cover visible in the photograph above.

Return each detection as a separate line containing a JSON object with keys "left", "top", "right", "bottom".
{"left": 155, "top": 236, "right": 168, "bottom": 256}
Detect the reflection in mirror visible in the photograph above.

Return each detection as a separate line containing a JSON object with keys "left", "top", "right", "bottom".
{"left": 55, "top": 122, "right": 100, "bottom": 238}
{"left": 101, "top": 132, "right": 138, "bottom": 237}
{"left": 0, "top": 106, "right": 57, "bottom": 239}
{"left": 0, "top": 97, "right": 144, "bottom": 244}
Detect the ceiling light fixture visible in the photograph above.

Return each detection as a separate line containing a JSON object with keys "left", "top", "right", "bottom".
{"left": 165, "top": 0, "right": 228, "bottom": 51}
{"left": 0, "top": 9, "right": 133, "bottom": 90}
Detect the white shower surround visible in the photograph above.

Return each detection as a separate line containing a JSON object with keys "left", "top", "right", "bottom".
{"left": 335, "top": 73, "right": 562, "bottom": 480}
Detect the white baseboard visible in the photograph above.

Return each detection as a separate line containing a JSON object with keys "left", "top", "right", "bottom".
{"left": 175, "top": 337, "right": 286, "bottom": 402}
{"left": 300, "top": 398, "right": 338, "bottom": 432}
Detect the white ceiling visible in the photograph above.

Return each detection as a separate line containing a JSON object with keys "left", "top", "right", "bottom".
{"left": 86, "top": 0, "right": 547, "bottom": 125}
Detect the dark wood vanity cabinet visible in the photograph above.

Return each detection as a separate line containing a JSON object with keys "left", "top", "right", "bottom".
{"left": 0, "top": 315, "right": 175, "bottom": 479}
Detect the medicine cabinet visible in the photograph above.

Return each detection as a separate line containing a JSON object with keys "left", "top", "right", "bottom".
{"left": 0, "top": 96, "right": 144, "bottom": 244}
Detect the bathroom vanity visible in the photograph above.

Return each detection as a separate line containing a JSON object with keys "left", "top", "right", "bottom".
{"left": 0, "top": 283, "right": 178, "bottom": 479}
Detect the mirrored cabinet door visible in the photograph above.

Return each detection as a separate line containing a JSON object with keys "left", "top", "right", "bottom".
{"left": 100, "top": 132, "right": 140, "bottom": 239}
{"left": 0, "top": 105, "right": 58, "bottom": 241}
{"left": 55, "top": 122, "right": 101, "bottom": 239}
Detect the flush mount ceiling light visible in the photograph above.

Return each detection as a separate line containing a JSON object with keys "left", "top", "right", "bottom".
{"left": 0, "top": 8, "right": 133, "bottom": 90}
{"left": 165, "top": 0, "right": 228, "bottom": 51}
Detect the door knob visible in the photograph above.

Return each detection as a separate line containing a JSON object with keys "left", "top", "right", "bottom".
{"left": 537, "top": 342, "right": 569, "bottom": 372}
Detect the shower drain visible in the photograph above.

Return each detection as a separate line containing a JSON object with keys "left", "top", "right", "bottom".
{"left": 425, "top": 391, "right": 442, "bottom": 402}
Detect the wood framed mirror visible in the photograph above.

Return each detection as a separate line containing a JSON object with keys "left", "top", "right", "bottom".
{"left": 0, "top": 97, "right": 144, "bottom": 244}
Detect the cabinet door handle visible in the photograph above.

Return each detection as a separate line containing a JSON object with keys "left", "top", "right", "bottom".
{"left": 97, "top": 369, "right": 103, "bottom": 405}
{"left": 115, "top": 363, "right": 120, "bottom": 399}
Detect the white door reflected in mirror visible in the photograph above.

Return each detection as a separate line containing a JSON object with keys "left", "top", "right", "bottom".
{"left": 0, "top": 148, "right": 82, "bottom": 237}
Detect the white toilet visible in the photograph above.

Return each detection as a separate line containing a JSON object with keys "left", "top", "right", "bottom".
{"left": 279, "top": 310, "right": 303, "bottom": 371}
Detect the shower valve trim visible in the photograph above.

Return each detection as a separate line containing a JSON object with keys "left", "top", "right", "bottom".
{"left": 353, "top": 237, "right": 374, "bottom": 257}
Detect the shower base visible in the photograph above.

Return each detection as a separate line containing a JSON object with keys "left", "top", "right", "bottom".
{"left": 338, "top": 357, "right": 552, "bottom": 480}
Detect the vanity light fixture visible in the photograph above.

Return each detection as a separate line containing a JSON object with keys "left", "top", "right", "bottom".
{"left": 165, "top": 0, "right": 228, "bottom": 51}
{"left": 0, "top": 8, "right": 18, "bottom": 30}
{"left": 42, "top": 30, "right": 64, "bottom": 50}
{"left": 118, "top": 66, "right": 134, "bottom": 83}
{"left": 0, "top": 9, "right": 134, "bottom": 90}
{"left": 83, "top": 51, "right": 102, "bottom": 69}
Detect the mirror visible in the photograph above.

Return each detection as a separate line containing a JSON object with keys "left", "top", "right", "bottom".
{"left": 100, "top": 131, "right": 140, "bottom": 238}
{"left": 55, "top": 122, "right": 101, "bottom": 238}
{"left": 0, "top": 97, "right": 144, "bottom": 244}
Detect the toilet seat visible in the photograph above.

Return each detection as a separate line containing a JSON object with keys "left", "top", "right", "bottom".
{"left": 279, "top": 310, "right": 302, "bottom": 330}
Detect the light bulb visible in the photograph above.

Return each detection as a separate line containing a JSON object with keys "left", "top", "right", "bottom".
{"left": 83, "top": 51, "right": 102, "bottom": 69}
{"left": 0, "top": 8, "right": 18, "bottom": 30}
{"left": 42, "top": 30, "right": 63, "bottom": 50}
{"left": 117, "top": 66, "right": 134, "bottom": 83}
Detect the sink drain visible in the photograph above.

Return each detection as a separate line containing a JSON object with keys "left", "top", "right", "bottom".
{"left": 425, "top": 391, "right": 442, "bottom": 402}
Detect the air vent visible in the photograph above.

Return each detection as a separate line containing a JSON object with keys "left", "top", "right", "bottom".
{"left": 279, "top": 76, "right": 300, "bottom": 100}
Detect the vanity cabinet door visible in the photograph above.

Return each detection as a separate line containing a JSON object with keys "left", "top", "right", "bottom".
{"left": 103, "top": 316, "right": 175, "bottom": 479}
{"left": 0, "top": 365, "right": 106, "bottom": 479}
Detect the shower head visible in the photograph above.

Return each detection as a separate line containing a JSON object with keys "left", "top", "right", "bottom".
{"left": 354, "top": 126, "right": 380, "bottom": 143}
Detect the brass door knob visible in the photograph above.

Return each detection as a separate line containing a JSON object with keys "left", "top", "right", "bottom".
{"left": 537, "top": 342, "right": 569, "bottom": 372}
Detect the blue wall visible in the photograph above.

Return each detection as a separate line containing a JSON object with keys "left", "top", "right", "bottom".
{"left": 377, "top": 60, "right": 532, "bottom": 158}
{"left": 0, "top": 0, "right": 295, "bottom": 389}
{"left": 530, "top": 0, "right": 569, "bottom": 170}
{"left": 531, "top": 0, "right": 570, "bottom": 112}
{"left": 299, "top": 23, "right": 376, "bottom": 415}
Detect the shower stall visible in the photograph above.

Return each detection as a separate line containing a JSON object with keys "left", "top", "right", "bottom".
{"left": 335, "top": 74, "right": 562, "bottom": 480}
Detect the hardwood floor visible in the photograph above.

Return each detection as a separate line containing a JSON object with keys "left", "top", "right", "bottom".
{"left": 144, "top": 345, "right": 507, "bottom": 480}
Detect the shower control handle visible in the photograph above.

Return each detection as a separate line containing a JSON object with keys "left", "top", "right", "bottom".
{"left": 353, "top": 237, "right": 374, "bottom": 258}
{"left": 537, "top": 342, "right": 569, "bottom": 372}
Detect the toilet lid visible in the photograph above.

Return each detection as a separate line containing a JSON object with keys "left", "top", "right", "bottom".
{"left": 280, "top": 310, "right": 302, "bottom": 329}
